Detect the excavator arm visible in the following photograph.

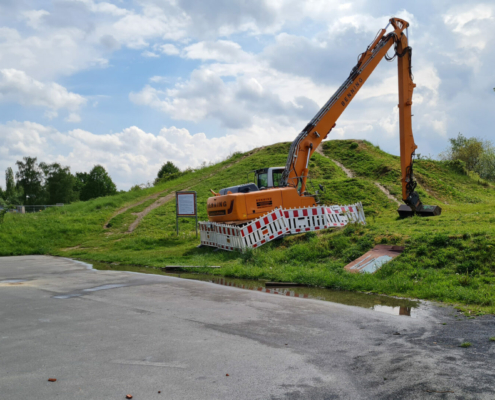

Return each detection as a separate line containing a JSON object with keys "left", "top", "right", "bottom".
{"left": 206, "top": 17, "right": 440, "bottom": 224}
{"left": 281, "top": 18, "right": 437, "bottom": 215}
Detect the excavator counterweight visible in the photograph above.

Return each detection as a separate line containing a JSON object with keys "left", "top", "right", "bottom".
{"left": 207, "top": 17, "right": 441, "bottom": 224}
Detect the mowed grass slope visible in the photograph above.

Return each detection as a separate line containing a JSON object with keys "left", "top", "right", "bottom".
{"left": 1, "top": 140, "right": 495, "bottom": 313}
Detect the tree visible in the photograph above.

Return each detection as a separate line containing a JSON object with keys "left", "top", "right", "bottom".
{"left": 73, "top": 172, "right": 89, "bottom": 199}
{"left": 477, "top": 147, "right": 495, "bottom": 182}
{"left": 80, "top": 165, "right": 117, "bottom": 201}
{"left": 154, "top": 161, "right": 181, "bottom": 185}
{"left": 441, "top": 133, "right": 495, "bottom": 181}
{"left": 4, "top": 167, "right": 23, "bottom": 205}
{"left": 446, "top": 134, "right": 484, "bottom": 171}
{"left": 157, "top": 161, "right": 180, "bottom": 178}
{"left": 15, "top": 157, "right": 44, "bottom": 205}
{"left": 5, "top": 167, "right": 15, "bottom": 199}
{"left": 40, "top": 162, "right": 77, "bottom": 204}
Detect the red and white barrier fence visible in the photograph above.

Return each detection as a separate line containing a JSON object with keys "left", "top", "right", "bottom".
{"left": 199, "top": 202, "right": 365, "bottom": 251}
{"left": 240, "top": 209, "right": 289, "bottom": 249}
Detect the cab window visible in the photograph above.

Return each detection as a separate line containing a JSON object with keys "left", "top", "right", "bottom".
{"left": 257, "top": 172, "right": 268, "bottom": 188}
{"left": 272, "top": 170, "right": 283, "bottom": 187}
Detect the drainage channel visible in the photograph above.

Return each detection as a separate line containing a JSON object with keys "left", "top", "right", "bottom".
{"left": 85, "top": 260, "right": 422, "bottom": 317}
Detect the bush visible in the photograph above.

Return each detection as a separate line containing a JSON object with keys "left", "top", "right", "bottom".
{"left": 130, "top": 185, "right": 143, "bottom": 192}
{"left": 154, "top": 161, "right": 181, "bottom": 185}
{"left": 154, "top": 172, "right": 184, "bottom": 185}
{"left": 445, "top": 159, "right": 468, "bottom": 175}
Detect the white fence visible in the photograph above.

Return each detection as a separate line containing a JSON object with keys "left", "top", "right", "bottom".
{"left": 200, "top": 202, "right": 365, "bottom": 252}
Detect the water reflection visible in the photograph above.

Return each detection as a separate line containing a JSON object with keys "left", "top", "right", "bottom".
{"left": 192, "top": 276, "right": 417, "bottom": 317}
{"left": 88, "top": 261, "right": 420, "bottom": 317}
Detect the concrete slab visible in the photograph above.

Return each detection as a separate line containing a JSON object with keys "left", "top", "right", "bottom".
{"left": 345, "top": 245, "right": 404, "bottom": 273}
{"left": 1, "top": 256, "right": 494, "bottom": 399}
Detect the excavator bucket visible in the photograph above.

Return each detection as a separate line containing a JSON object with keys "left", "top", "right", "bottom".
{"left": 397, "top": 204, "right": 442, "bottom": 218}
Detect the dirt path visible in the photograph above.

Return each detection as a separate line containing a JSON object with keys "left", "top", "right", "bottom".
{"left": 374, "top": 182, "right": 401, "bottom": 205}
{"left": 117, "top": 146, "right": 268, "bottom": 233}
{"left": 315, "top": 145, "right": 401, "bottom": 204}
{"left": 104, "top": 190, "right": 168, "bottom": 229}
{"left": 315, "top": 145, "right": 354, "bottom": 178}
{"left": 127, "top": 191, "right": 178, "bottom": 232}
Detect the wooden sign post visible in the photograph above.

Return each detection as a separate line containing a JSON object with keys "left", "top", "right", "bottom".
{"left": 176, "top": 191, "right": 198, "bottom": 237}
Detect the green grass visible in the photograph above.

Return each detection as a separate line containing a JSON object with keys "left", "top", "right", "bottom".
{"left": 2, "top": 140, "right": 495, "bottom": 314}
{"left": 460, "top": 342, "right": 472, "bottom": 348}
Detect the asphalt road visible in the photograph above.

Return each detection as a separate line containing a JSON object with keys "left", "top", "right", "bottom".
{"left": 1, "top": 256, "right": 494, "bottom": 399}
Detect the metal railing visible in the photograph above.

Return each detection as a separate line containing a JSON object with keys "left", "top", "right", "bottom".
{"left": 0, "top": 204, "right": 64, "bottom": 214}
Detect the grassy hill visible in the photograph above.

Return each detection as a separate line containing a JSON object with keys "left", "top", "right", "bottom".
{"left": 1, "top": 140, "right": 495, "bottom": 314}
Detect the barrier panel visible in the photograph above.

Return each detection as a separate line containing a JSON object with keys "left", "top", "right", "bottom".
{"left": 214, "top": 224, "right": 243, "bottom": 251}
{"left": 325, "top": 206, "right": 346, "bottom": 227}
{"left": 240, "top": 209, "right": 289, "bottom": 248}
{"left": 199, "top": 203, "right": 365, "bottom": 251}
{"left": 199, "top": 222, "right": 217, "bottom": 247}
{"left": 284, "top": 206, "right": 330, "bottom": 234}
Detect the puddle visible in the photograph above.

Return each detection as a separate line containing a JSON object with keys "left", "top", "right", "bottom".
{"left": 83, "top": 260, "right": 421, "bottom": 317}
{"left": 182, "top": 275, "right": 418, "bottom": 317}
{"left": 0, "top": 279, "right": 28, "bottom": 283}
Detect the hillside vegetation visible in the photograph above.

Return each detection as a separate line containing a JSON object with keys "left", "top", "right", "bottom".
{"left": 1, "top": 140, "right": 495, "bottom": 314}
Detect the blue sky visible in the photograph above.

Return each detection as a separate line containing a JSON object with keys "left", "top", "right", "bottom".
{"left": 1, "top": 0, "right": 494, "bottom": 189}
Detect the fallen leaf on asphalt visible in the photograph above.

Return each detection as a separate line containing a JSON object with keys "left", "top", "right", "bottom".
{"left": 48, "top": 378, "right": 57, "bottom": 382}
{"left": 226, "top": 374, "right": 229, "bottom": 377}
{"left": 126, "top": 395, "right": 133, "bottom": 399}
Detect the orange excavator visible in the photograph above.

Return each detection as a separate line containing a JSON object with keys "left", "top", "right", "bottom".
{"left": 207, "top": 17, "right": 441, "bottom": 224}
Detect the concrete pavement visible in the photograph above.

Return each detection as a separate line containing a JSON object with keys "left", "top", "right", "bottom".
{"left": 1, "top": 256, "right": 494, "bottom": 399}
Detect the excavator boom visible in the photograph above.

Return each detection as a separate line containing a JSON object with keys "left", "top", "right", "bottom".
{"left": 281, "top": 21, "right": 400, "bottom": 191}
{"left": 281, "top": 18, "right": 439, "bottom": 217}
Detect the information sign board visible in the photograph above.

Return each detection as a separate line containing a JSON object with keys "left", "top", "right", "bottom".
{"left": 177, "top": 192, "right": 196, "bottom": 216}
{"left": 175, "top": 191, "right": 198, "bottom": 237}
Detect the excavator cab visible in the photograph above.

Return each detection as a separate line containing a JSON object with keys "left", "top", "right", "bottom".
{"left": 217, "top": 167, "right": 285, "bottom": 196}
{"left": 254, "top": 167, "right": 284, "bottom": 189}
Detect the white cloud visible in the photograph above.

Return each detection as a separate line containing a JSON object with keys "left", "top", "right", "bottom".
{"left": 141, "top": 50, "right": 160, "bottom": 58}
{"left": 0, "top": 27, "right": 108, "bottom": 80}
{"left": 107, "top": 5, "right": 189, "bottom": 49}
{"left": 0, "top": 121, "right": 52, "bottom": 159}
{"left": 149, "top": 76, "right": 170, "bottom": 83}
{"left": 0, "top": 69, "right": 86, "bottom": 118}
{"left": 22, "top": 9, "right": 50, "bottom": 29}
{"left": 65, "top": 113, "right": 82, "bottom": 123}
{"left": 0, "top": 120, "right": 295, "bottom": 190}
{"left": 155, "top": 44, "right": 180, "bottom": 55}
{"left": 0, "top": 2, "right": 187, "bottom": 79}
{"left": 182, "top": 40, "right": 249, "bottom": 63}
{"left": 79, "top": 0, "right": 130, "bottom": 17}
{"left": 44, "top": 110, "right": 58, "bottom": 120}
{"left": 444, "top": 4, "right": 494, "bottom": 48}
{"left": 130, "top": 65, "right": 320, "bottom": 129}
